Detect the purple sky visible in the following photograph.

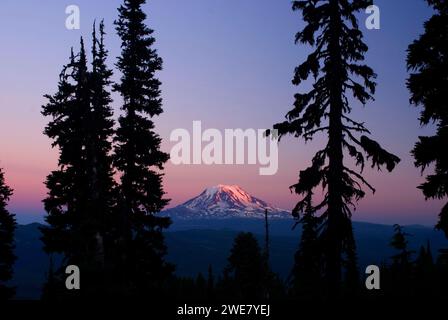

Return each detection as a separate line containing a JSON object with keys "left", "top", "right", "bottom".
{"left": 0, "top": 0, "right": 443, "bottom": 225}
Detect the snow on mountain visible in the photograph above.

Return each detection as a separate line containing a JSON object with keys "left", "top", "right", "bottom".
{"left": 162, "top": 184, "right": 290, "bottom": 219}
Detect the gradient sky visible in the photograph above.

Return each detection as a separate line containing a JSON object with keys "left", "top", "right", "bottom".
{"left": 0, "top": 0, "right": 443, "bottom": 225}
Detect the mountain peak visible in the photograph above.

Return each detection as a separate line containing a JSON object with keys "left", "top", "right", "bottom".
{"left": 163, "top": 185, "right": 290, "bottom": 220}
{"left": 203, "top": 184, "right": 252, "bottom": 202}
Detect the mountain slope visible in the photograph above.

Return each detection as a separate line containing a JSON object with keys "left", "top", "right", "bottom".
{"left": 162, "top": 184, "right": 290, "bottom": 219}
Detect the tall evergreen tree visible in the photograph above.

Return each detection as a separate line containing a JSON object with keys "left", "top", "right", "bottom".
{"left": 407, "top": 0, "right": 448, "bottom": 237}
{"left": 113, "top": 0, "right": 172, "bottom": 294}
{"left": 41, "top": 45, "right": 88, "bottom": 277}
{"left": 88, "top": 21, "right": 117, "bottom": 280}
{"left": 0, "top": 168, "right": 16, "bottom": 300}
{"left": 268, "top": 0, "right": 400, "bottom": 294}
{"left": 225, "top": 233, "right": 266, "bottom": 300}
{"left": 41, "top": 25, "right": 116, "bottom": 296}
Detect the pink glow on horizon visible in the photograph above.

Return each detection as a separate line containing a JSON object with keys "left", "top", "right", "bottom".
{"left": 0, "top": 126, "right": 442, "bottom": 226}
{"left": 1, "top": 121, "right": 443, "bottom": 226}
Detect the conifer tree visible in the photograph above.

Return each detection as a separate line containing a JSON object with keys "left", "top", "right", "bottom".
{"left": 390, "top": 225, "right": 413, "bottom": 270}
{"left": 41, "top": 40, "right": 95, "bottom": 296}
{"left": 225, "top": 232, "right": 265, "bottom": 300}
{"left": 436, "top": 248, "right": 448, "bottom": 295}
{"left": 41, "top": 45, "right": 87, "bottom": 273}
{"left": 290, "top": 194, "right": 321, "bottom": 298}
{"left": 88, "top": 21, "right": 117, "bottom": 280}
{"left": 269, "top": 0, "right": 400, "bottom": 294}
{"left": 195, "top": 273, "right": 207, "bottom": 299}
{"left": 343, "top": 221, "right": 359, "bottom": 294}
{"left": 407, "top": 0, "right": 448, "bottom": 237}
{"left": 113, "top": 0, "right": 172, "bottom": 294}
{"left": 41, "top": 26, "right": 116, "bottom": 296}
{"left": 389, "top": 224, "right": 414, "bottom": 295}
{"left": 215, "top": 269, "right": 236, "bottom": 300}
{"left": 415, "top": 241, "right": 435, "bottom": 295}
{"left": 0, "top": 168, "right": 16, "bottom": 300}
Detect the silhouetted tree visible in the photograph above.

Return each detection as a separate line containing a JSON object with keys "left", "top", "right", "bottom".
{"left": 414, "top": 241, "right": 435, "bottom": 295}
{"left": 343, "top": 221, "right": 359, "bottom": 295}
{"left": 264, "top": 209, "right": 270, "bottom": 262}
{"left": 41, "top": 255, "right": 64, "bottom": 300}
{"left": 41, "top": 44, "right": 89, "bottom": 297}
{"left": 195, "top": 273, "right": 207, "bottom": 299}
{"left": 41, "top": 25, "right": 116, "bottom": 297}
{"left": 261, "top": 210, "right": 285, "bottom": 299}
{"left": 215, "top": 269, "right": 236, "bottom": 300}
{"left": 407, "top": 0, "right": 448, "bottom": 237}
{"left": 87, "top": 22, "right": 119, "bottom": 293}
{"left": 268, "top": 0, "right": 400, "bottom": 294}
{"left": 390, "top": 225, "right": 413, "bottom": 268}
{"left": 436, "top": 248, "right": 448, "bottom": 295}
{"left": 389, "top": 225, "right": 414, "bottom": 295}
{"left": 290, "top": 194, "right": 321, "bottom": 298}
{"left": 0, "top": 168, "right": 16, "bottom": 300}
{"left": 113, "top": 0, "right": 172, "bottom": 294}
{"left": 225, "top": 232, "right": 266, "bottom": 300}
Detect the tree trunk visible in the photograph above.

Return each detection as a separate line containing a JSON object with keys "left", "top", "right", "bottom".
{"left": 326, "top": 0, "right": 345, "bottom": 295}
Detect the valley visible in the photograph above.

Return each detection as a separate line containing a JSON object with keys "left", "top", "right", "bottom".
{"left": 11, "top": 219, "right": 447, "bottom": 299}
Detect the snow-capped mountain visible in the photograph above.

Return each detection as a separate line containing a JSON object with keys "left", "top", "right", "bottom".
{"left": 162, "top": 184, "right": 290, "bottom": 219}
